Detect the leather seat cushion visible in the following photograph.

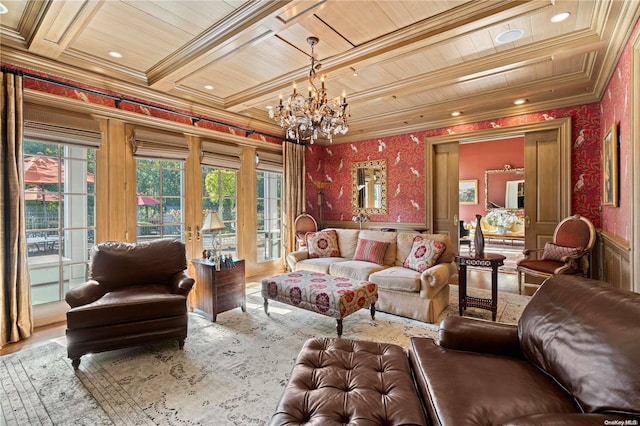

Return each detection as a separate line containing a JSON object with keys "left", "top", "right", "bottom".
{"left": 517, "top": 258, "right": 578, "bottom": 274}
{"left": 270, "top": 337, "right": 427, "bottom": 425}
{"left": 369, "top": 266, "right": 421, "bottom": 292}
{"left": 66, "top": 284, "right": 187, "bottom": 329}
{"left": 409, "top": 337, "right": 579, "bottom": 425}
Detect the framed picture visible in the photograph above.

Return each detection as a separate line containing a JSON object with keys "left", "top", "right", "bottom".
{"left": 602, "top": 122, "right": 619, "bottom": 207}
{"left": 459, "top": 179, "right": 478, "bottom": 205}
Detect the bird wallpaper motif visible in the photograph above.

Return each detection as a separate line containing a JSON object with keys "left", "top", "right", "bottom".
{"left": 305, "top": 103, "right": 604, "bottom": 229}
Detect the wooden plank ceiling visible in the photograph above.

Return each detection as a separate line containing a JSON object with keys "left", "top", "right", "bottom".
{"left": 1, "top": 0, "right": 639, "bottom": 144}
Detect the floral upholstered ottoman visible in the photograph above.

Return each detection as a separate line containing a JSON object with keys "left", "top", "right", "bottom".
{"left": 261, "top": 271, "right": 378, "bottom": 337}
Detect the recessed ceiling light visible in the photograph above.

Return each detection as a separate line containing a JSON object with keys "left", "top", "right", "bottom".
{"left": 266, "top": 106, "right": 273, "bottom": 110}
{"left": 108, "top": 51, "right": 123, "bottom": 58}
{"left": 204, "top": 85, "right": 214, "bottom": 90}
{"left": 514, "top": 99, "right": 527, "bottom": 105}
{"left": 495, "top": 28, "right": 524, "bottom": 44}
{"left": 551, "top": 12, "right": 571, "bottom": 23}
{"left": 451, "top": 111, "right": 462, "bottom": 117}
{"left": 0, "top": 3, "right": 8, "bottom": 14}
{"left": 350, "top": 67, "right": 359, "bottom": 77}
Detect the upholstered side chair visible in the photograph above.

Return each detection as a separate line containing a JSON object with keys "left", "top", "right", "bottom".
{"left": 294, "top": 213, "right": 318, "bottom": 250}
{"left": 65, "top": 239, "right": 194, "bottom": 369}
{"left": 516, "top": 214, "right": 596, "bottom": 295}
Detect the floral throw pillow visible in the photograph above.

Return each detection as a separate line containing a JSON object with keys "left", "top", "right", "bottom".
{"left": 306, "top": 230, "right": 341, "bottom": 258}
{"left": 542, "top": 242, "right": 583, "bottom": 261}
{"left": 353, "top": 238, "right": 389, "bottom": 265}
{"left": 403, "top": 236, "right": 446, "bottom": 273}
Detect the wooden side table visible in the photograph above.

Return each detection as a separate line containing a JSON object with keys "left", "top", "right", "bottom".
{"left": 455, "top": 254, "right": 506, "bottom": 321}
{"left": 191, "top": 258, "right": 246, "bottom": 322}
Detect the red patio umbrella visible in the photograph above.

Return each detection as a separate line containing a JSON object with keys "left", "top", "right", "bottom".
{"left": 24, "top": 186, "right": 60, "bottom": 202}
{"left": 136, "top": 192, "right": 160, "bottom": 206}
{"left": 24, "top": 154, "right": 95, "bottom": 184}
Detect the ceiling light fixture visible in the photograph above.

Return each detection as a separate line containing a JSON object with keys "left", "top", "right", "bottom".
{"left": 108, "top": 51, "right": 123, "bottom": 58}
{"left": 451, "top": 111, "right": 462, "bottom": 117}
{"left": 514, "top": 98, "right": 527, "bottom": 105}
{"left": 495, "top": 28, "right": 524, "bottom": 44}
{"left": 0, "top": 3, "right": 8, "bottom": 14}
{"left": 350, "top": 67, "right": 359, "bottom": 77}
{"left": 268, "top": 36, "right": 349, "bottom": 143}
{"left": 551, "top": 12, "right": 571, "bottom": 23}
{"left": 204, "top": 85, "right": 214, "bottom": 90}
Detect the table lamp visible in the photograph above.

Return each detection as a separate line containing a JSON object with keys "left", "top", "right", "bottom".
{"left": 202, "top": 211, "right": 227, "bottom": 270}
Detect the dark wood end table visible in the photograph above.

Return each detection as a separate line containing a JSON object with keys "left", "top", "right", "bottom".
{"left": 455, "top": 253, "right": 506, "bottom": 321}
{"left": 191, "top": 258, "right": 246, "bottom": 322}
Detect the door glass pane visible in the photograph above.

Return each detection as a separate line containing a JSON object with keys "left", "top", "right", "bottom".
{"left": 24, "top": 141, "right": 95, "bottom": 306}
{"left": 136, "top": 159, "right": 184, "bottom": 242}
{"left": 257, "top": 170, "right": 282, "bottom": 262}
{"left": 202, "top": 166, "right": 237, "bottom": 257}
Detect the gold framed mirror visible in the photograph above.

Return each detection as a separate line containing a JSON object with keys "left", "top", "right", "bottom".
{"left": 485, "top": 164, "right": 525, "bottom": 211}
{"left": 352, "top": 159, "right": 387, "bottom": 214}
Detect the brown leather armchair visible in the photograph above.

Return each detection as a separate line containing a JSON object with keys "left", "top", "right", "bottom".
{"left": 65, "top": 239, "right": 194, "bottom": 369}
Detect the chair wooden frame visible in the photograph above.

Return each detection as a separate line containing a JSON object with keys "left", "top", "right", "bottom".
{"left": 517, "top": 215, "right": 596, "bottom": 295}
{"left": 294, "top": 213, "right": 318, "bottom": 250}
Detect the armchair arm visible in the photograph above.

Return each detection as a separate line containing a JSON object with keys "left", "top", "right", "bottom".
{"left": 438, "top": 316, "right": 522, "bottom": 358}
{"left": 503, "top": 413, "right": 636, "bottom": 426}
{"left": 522, "top": 247, "right": 544, "bottom": 259}
{"left": 286, "top": 250, "right": 309, "bottom": 271}
{"left": 419, "top": 262, "right": 456, "bottom": 298}
{"left": 65, "top": 280, "right": 107, "bottom": 308}
{"left": 170, "top": 271, "right": 195, "bottom": 296}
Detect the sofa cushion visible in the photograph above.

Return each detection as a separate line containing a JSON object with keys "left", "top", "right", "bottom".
{"left": 353, "top": 238, "right": 389, "bottom": 265}
{"left": 358, "top": 230, "right": 398, "bottom": 265}
{"left": 409, "top": 337, "right": 580, "bottom": 425}
{"left": 368, "top": 266, "right": 421, "bottom": 292}
{"left": 293, "top": 257, "right": 348, "bottom": 275}
{"left": 518, "top": 275, "right": 640, "bottom": 415}
{"left": 403, "top": 236, "right": 446, "bottom": 272}
{"left": 325, "top": 228, "right": 360, "bottom": 259}
{"left": 396, "top": 232, "right": 454, "bottom": 265}
{"left": 329, "top": 260, "right": 387, "bottom": 281}
{"left": 306, "top": 230, "right": 340, "bottom": 258}
{"left": 66, "top": 284, "right": 187, "bottom": 329}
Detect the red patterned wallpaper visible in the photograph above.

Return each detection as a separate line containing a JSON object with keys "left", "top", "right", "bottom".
{"left": 306, "top": 103, "right": 602, "bottom": 228}
{"left": 3, "top": 63, "right": 283, "bottom": 145}
{"left": 599, "top": 19, "right": 640, "bottom": 242}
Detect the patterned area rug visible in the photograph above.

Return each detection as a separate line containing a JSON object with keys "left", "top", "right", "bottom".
{"left": 1, "top": 283, "right": 529, "bottom": 426}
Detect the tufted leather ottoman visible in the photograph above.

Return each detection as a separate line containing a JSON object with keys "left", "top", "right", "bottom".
{"left": 269, "top": 337, "right": 428, "bottom": 425}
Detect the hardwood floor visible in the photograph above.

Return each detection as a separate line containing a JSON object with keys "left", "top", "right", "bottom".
{"left": 0, "top": 269, "right": 528, "bottom": 357}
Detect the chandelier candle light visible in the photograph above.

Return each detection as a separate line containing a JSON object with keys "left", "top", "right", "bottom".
{"left": 268, "top": 36, "right": 349, "bottom": 143}
{"left": 202, "top": 211, "right": 227, "bottom": 270}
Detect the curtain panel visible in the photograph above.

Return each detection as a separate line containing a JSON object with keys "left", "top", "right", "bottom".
{"left": 1, "top": 71, "right": 33, "bottom": 347}
{"left": 283, "top": 142, "right": 306, "bottom": 263}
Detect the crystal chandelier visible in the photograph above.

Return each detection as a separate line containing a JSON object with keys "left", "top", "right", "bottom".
{"left": 268, "top": 36, "right": 349, "bottom": 143}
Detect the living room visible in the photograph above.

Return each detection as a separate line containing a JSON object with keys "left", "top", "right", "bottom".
{"left": 2, "top": 1, "right": 640, "bottom": 424}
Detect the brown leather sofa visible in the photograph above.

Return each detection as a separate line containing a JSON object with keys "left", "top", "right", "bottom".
{"left": 65, "top": 239, "right": 194, "bottom": 369}
{"left": 270, "top": 275, "right": 640, "bottom": 425}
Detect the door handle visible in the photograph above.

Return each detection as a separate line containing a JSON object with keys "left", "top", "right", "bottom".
{"left": 524, "top": 216, "right": 531, "bottom": 228}
{"left": 196, "top": 225, "right": 201, "bottom": 241}
{"left": 453, "top": 214, "right": 458, "bottom": 225}
{"left": 185, "top": 226, "right": 193, "bottom": 242}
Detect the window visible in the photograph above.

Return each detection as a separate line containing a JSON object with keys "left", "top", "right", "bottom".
{"left": 23, "top": 141, "right": 96, "bottom": 306}
{"left": 202, "top": 166, "right": 237, "bottom": 256}
{"left": 257, "top": 170, "right": 282, "bottom": 261}
{"left": 136, "top": 159, "right": 184, "bottom": 242}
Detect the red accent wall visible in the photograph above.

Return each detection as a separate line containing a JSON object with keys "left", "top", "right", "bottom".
{"left": 459, "top": 137, "right": 524, "bottom": 223}
{"left": 599, "top": 18, "right": 640, "bottom": 242}
{"left": 306, "top": 103, "right": 602, "bottom": 228}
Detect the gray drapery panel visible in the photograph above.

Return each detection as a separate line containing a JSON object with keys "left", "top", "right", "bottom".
{"left": 283, "top": 142, "right": 306, "bottom": 265}
{"left": 1, "top": 72, "right": 33, "bottom": 347}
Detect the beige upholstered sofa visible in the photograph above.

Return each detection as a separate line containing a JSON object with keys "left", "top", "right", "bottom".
{"left": 286, "top": 229, "right": 457, "bottom": 323}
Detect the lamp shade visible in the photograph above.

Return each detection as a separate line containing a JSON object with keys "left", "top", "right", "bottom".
{"left": 202, "top": 212, "right": 226, "bottom": 232}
